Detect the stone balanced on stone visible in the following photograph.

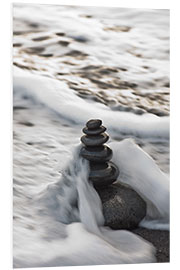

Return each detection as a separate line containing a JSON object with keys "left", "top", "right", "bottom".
{"left": 80, "top": 119, "right": 146, "bottom": 230}
{"left": 80, "top": 119, "right": 119, "bottom": 188}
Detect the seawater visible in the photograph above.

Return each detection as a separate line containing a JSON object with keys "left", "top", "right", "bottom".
{"left": 13, "top": 4, "right": 169, "bottom": 268}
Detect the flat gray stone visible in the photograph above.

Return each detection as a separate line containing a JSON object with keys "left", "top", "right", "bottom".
{"left": 80, "top": 145, "right": 112, "bottom": 162}
{"left": 97, "top": 183, "right": 146, "bottom": 229}
{"left": 83, "top": 126, "right": 106, "bottom": 135}
{"left": 89, "top": 162, "right": 119, "bottom": 187}
{"left": 81, "top": 133, "right": 109, "bottom": 146}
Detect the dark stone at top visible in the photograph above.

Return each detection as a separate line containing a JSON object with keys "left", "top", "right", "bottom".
{"left": 83, "top": 126, "right": 106, "bottom": 135}
{"left": 86, "top": 119, "right": 102, "bottom": 129}
{"left": 97, "top": 182, "right": 146, "bottom": 229}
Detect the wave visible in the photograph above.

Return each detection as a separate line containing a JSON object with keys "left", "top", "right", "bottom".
{"left": 13, "top": 67, "right": 169, "bottom": 140}
{"left": 13, "top": 68, "right": 169, "bottom": 267}
{"left": 15, "top": 142, "right": 165, "bottom": 267}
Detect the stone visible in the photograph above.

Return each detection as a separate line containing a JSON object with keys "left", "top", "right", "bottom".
{"left": 70, "top": 35, "right": 89, "bottom": 43}
{"left": 86, "top": 119, "right": 102, "bottom": 129}
{"left": 80, "top": 145, "right": 112, "bottom": 162}
{"left": 98, "top": 182, "right": 146, "bottom": 229}
{"left": 83, "top": 126, "right": 106, "bottom": 135}
{"left": 80, "top": 119, "right": 119, "bottom": 187}
{"left": 89, "top": 162, "right": 119, "bottom": 187}
{"left": 81, "top": 133, "right": 109, "bottom": 146}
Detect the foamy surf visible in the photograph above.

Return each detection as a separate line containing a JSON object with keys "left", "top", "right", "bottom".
{"left": 13, "top": 67, "right": 169, "bottom": 268}
{"left": 13, "top": 5, "right": 169, "bottom": 266}
{"left": 110, "top": 139, "right": 169, "bottom": 230}
{"left": 14, "top": 67, "right": 169, "bottom": 140}
{"left": 14, "top": 143, "right": 165, "bottom": 268}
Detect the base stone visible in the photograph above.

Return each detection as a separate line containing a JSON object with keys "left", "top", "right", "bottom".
{"left": 97, "top": 182, "right": 146, "bottom": 230}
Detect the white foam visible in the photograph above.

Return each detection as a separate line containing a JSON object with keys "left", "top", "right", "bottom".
{"left": 14, "top": 144, "right": 158, "bottom": 267}
{"left": 13, "top": 68, "right": 169, "bottom": 139}
{"left": 13, "top": 5, "right": 169, "bottom": 267}
{"left": 110, "top": 139, "right": 169, "bottom": 230}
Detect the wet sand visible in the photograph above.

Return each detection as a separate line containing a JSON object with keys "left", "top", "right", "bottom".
{"left": 133, "top": 228, "right": 169, "bottom": 262}
{"left": 13, "top": 5, "right": 169, "bottom": 117}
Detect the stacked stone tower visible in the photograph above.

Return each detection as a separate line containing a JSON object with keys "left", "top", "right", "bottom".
{"left": 80, "top": 119, "right": 119, "bottom": 188}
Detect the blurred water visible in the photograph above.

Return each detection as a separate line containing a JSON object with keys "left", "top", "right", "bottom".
{"left": 13, "top": 4, "right": 169, "bottom": 268}
{"left": 13, "top": 4, "right": 169, "bottom": 116}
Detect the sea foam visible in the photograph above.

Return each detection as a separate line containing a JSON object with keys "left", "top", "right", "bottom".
{"left": 14, "top": 67, "right": 169, "bottom": 140}
{"left": 13, "top": 69, "right": 169, "bottom": 267}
